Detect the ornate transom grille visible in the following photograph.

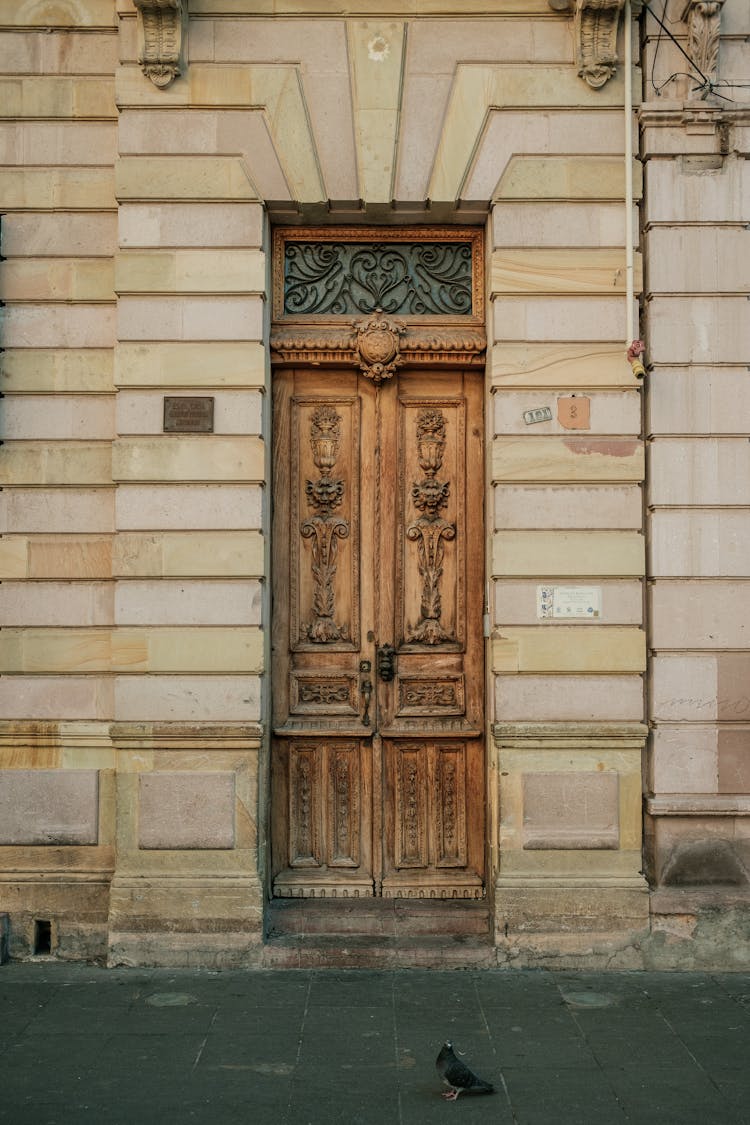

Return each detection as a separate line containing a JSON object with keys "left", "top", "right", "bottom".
{"left": 273, "top": 228, "right": 483, "bottom": 323}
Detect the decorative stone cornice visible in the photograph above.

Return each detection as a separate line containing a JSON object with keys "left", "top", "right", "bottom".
{"left": 133, "top": 0, "right": 186, "bottom": 89}
{"left": 680, "top": 0, "right": 725, "bottom": 89}
{"left": 548, "top": 0, "right": 628, "bottom": 89}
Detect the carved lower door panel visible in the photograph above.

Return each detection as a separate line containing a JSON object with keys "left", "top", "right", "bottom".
{"left": 271, "top": 366, "right": 484, "bottom": 900}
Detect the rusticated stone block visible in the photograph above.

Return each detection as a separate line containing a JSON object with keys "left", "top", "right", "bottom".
{"left": 522, "top": 771, "right": 620, "bottom": 849}
{"left": 138, "top": 771, "right": 235, "bottom": 849}
{"left": 0, "top": 770, "right": 99, "bottom": 845}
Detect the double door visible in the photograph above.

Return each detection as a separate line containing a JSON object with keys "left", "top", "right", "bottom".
{"left": 271, "top": 365, "right": 485, "bottom": 899}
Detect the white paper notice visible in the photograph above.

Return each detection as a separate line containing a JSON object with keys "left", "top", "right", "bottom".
{"left": 537, "top": 586, "right": 602, "bottom": 619}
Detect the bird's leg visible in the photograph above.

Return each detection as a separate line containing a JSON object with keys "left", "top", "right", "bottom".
{"left": 442, "top": 1090, "right": 460, "bottom": 1101}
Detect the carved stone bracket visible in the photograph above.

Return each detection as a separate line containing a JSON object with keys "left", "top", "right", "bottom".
{"left": 134, "top": 0, "right": 186, "bottom": 89}
{"left": 680, "top": 0, "right": 725, "bottom": 89}
{"left": 352, "top": 310, "right": 406, "bottom": 384}
{"left": 548, "top": 0, "right": 626, "bottom": 89}
{"left": 270, "top": 324, "right": 486, "bottom": 370}
{"left": 576, "top": 0, "right": 626, "bottom": 88}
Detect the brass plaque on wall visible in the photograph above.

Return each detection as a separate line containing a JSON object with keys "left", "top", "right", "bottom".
{"left": 163, "top": 396, "right": 215, "bottom": 433}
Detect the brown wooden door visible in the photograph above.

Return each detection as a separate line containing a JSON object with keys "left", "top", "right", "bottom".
{"left": 271, "top": 365, "right": 485, "bottom": 900}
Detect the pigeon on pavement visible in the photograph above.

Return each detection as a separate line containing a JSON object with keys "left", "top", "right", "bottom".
{"left": 435, "top": 1040, "right": 495, "bottom": 1100}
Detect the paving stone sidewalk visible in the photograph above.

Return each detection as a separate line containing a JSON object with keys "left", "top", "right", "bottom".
{"left": 1, "top": 964, "right": 749, "bottom": 1125}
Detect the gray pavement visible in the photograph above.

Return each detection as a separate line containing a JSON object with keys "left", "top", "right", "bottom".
{"left": 1, "top": 963, "right": 749, "bottom": 1125}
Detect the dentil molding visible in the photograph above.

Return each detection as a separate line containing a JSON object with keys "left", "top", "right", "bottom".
{"left": 134, "top": 0, "right": 186, "bottom": 89}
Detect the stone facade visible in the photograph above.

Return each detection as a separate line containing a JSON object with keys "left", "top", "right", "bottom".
{"left": 0, "top": 0, "right": 747, "bottom": 968}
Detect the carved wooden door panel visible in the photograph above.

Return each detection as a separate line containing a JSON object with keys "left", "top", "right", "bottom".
{"left": 271, "top": 366, "right": 485, "bottom": 900}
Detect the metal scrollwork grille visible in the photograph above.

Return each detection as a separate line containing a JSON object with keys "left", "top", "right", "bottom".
{"left": 283, "top": 241, "right": 474, "bottom": 317}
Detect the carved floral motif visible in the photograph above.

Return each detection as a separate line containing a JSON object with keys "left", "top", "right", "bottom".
{"left": 681, "top": 0, "right": 725, "bottom": 86}
{"left": 301, "top": 406, "right": 350, "bottom": 643}
{"left": 133, "top": 0, "right": 185, "bottom": 89}
{"left": 406, "top": 410, "right": 456, "bottom": 645}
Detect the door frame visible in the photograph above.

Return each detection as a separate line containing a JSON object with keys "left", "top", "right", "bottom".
{"left": 267, "top": 225, "right": 491, "bottom": 907}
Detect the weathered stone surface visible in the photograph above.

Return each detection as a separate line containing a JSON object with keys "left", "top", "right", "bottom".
{"left": 491, "top": 342, "right": 636, "bottom": 389}
{"left": 493, "top": 296, "right": 632, "bottom": 343}
{"left": 115, "top": 156, "right": 258, "bottom": 201}
{"left": 1, "top": 349, "right": 114, "bottom": 393}
{"left": 646, "top": 157, "right": 749, "bottom": 224}
{"left": 0, "top": 257, "right": 113, "bottom": 303}
{"left": 118, "top": 203, "right": 263, "bottom": 249}
{"left": 113, "top": 675, "right": 261, "bottom": 722}
{"left": 649, "top": 297, "right": 750, "bottom": 365}
{"left": 0, "top": 213, "right": 117, "bottom": 257}
{"left": 718, "top": 729, "right": 750, "bottom": 795}
{"left": 112, "top": 436, "right": 264, "bottom": 483}
{"left": 0, "top": 582, "right": 113, "bottom": 627}
{"left": 0, "top": 489, "right": 115, "bottom": 534}
{"left": 493, "top": 530, "right": 645, "bottom": 577}
{"left": 114, "top": 580, "right": 261, "bottom": 625}
{"left": 0, "top": 167, "right": 115, "bottom": 210}
{"left": 491, "top": 249, "right": 640, "bottom": 296}
{"left": 495, "top": 674, "right": 644, "bottom": 722}
{"left": 647, "top": 369, "right": 750, "bottom": 436}
{"left": 27, "top": 538, "right": 112, "bottom": 579}
{"left": 647, "top": 228, "right": 750, "bottom": 294}
{"left": 493, "top": 437, "right": 644, "bottom": 482}
{"left": 522, "top": 771, "right": 619, "bottom": 849}
{"left": 650, "top": 726, "right": 718, "bottom": 795}
{"left": 492, "top": 626, "right": 646, "bottom": 673}
{"left": 112, "top": 531, "right": 263, "bottom": 577}
{"left": 649, "top": 439, "right": 750, "bottom": 505}
{"left": 114, "top": 250, "right": 265, "bottom": 295}
{"left": 651, "top": 654, "right": 750, "bottom": 722}
{"left": 3, "top": 395, "right": 115, "bottom": 440}
{"left": 2, "top": 305, "right": 116, "bottom": 348}
{"left": 494, "top": 485, "right": 642, "bottom": 530}
{"left": 115, "top": 341, "right": 265, "bottom": 388}
{"left": 492, "top": 201, "right": 629, "bottom": 249}
{"left": 495, "top": 156, "right": 639, "bottom": 201}
{"left": 115, "top": 484, "right": 263, "bottom": 531}
{"left": 138, "top": 772, "right": 235, "bottom": 849}
{"left": 117, "top": 296, "right": 263, "bottom": 342}
{"left": 0, "top": 770, "right": 99, "bottom": 845}
{"left": 649, "top": 510, "right": 750, "bottom": 577}
{"left": 0, "top": 444, "right": 112, "bottom": 486}
{"left": 650, "top": 581, "right": 750, "bottom": 649}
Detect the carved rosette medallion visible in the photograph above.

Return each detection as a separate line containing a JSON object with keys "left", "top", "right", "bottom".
{"left": 406, "top": 410, "right": 456, "bottom": 645}
{"left": 681, "top": 0, "right": 725, "bottom": 85}
{"left": 301, "top": 406, "right": 350, "bottom": 643}
{"left": 134, "top": 0, "right": 185, "bottom": 89}
{"left": 353, "top": 310, "right": 406, "bottom": 384}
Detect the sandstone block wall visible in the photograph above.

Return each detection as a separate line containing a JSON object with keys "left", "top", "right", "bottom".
{"left": 641, "top": 0, "right": 750, "bottom": 931}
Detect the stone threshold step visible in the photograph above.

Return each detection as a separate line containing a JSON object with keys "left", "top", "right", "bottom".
{"left": 261, "top": 934, "right": 496, "bottom": 970}
{"left": 266, "top": 898, "right": 490, "bottom": 940}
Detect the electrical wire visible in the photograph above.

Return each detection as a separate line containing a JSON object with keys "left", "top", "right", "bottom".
{"left": 642, "top": 0, "right": 744, "bottom": 103}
